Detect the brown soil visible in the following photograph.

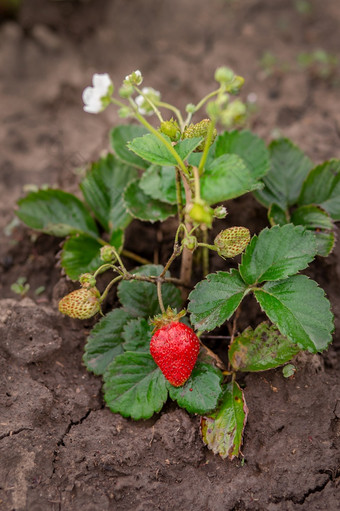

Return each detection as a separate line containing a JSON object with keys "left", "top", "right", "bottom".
{"left": 1, "top": 1, "right": 340, "bottom": 509}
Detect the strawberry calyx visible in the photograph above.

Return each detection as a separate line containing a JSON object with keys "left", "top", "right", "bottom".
{"left": 150, "top": 306, "right": 186, "bottom": 332}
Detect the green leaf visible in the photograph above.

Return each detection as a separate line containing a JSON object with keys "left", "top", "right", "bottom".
{"left": 239, "top": 225, "right": 317, "bottom": 285}
{"left": 103, "top": 352, "right": 168, "bottom": 420}
{"left": 139, "top": 165, "right": 182, "bottom": 205}
{"left": 291, "top": 204, "right": 335, "bottom": 257}
{"left": 254, "top": 139, "right": 313, "bottom": 210}
{"left": 123, "top": 179, "right": 177, "bottom": 223}
{"left": 109, "top": 228, "right": 125, "bottom": 252}
{"left": 254, "top": 275, "right": 334, "bottom": 353}
{"left": 215, "top": 130, "right": 270, "bottom": 180}
{"left": 127, "top": 133, "right": 202, "bottom": 166}
{"left": 201, "top": 382, "right": 248, "bottom": 460}
{"left": 188, "top": 269, "right": 248, "bottom": 332}
{"left": 80, "top": 154, "right": 137, "bottom": 232}
{"left": 228, "top": 322, "right": 300, "bottom": 372}
{"left": 118, "top": 264, "right": 182, "bottom": 318}
{"left": 268, "top": 203, "right": 290, "bottom": 226}
{"left": 16, "top": 189, "right": 99, "bottom": 237}
{"left": 188, "top": 140, "right": 216, "bottom": 168}
{"left": 60, "top": 234, "right": 103, "bottom": 280}
{"left": 298, "top": 160, "right": 340, "bottom": 220}
{"left": 168, "top": 362, "right": 223, "bottom": 415}
{"left": 110, "top": 125, "right": 149, "bottom": 169}
{"left": 201, "top": 154, "right": 262, "bottom": 205}
{"left": 83, "top": 309, "right": 132, "bottom": 375}
{"left": 122, "top": 317, "right": 153, "bottom": 352}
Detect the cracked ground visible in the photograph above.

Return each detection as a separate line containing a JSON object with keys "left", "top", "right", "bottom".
{"left": 1, "top": 0, "right": 340, "bottom": 509}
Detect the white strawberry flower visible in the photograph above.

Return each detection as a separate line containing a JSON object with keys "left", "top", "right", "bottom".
{"left": 135, "top": 87, "right": 161, "bottom": 116}
{"left": 82, "top": 73, "right": 113, "bottom": 114}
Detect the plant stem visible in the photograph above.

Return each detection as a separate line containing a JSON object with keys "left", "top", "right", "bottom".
{"left": 99, "top": 275, "right": 124, "bottom": 304}
{"left": 121, "top": 249, "right": 151, "bottom": 265}
{"left": 175, "top": 169, "right": 184, "bottom": 222}
{"left": 155, "top": 100, "right": 185, "bottom": 129}
{"left": 134, "top": 86, "right": 164, "bottom": 123}
{"left": 156, "top": 280, "right": 165, "bottom": 314}
{"left": 180, "top": 179, "right": 194, "bottom": 295}
{"left": 198, "top": 118, "right": 216, "bottom": 174}
{"left": 184, "top": 88, "right": 221, "bottom": 125}
{"left": 133, "top": 110, "right": 189, "bottom": 177}
{"left": 197, "top": 242, "right": 218, "bottom": 251}
{"left": 201, "top": 228, "right": 210, "bottom": 277}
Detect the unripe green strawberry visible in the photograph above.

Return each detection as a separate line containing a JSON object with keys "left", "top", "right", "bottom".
{"left": 58, "top": 288, "right": 101, "bottom": 319}
{"left": 150, "top": 322, "right": 200, "bottom": 387}
{"left": 182, "top": 119, "right": 217, "bottom": 151}
{"left": 159, "top": 118, "right": 181, "bottom": 141}
{"left": 214, "top": 226, "right": 250, "bottom": 258}
{"left": 187, "top": 200, "right": 214, "bottom": 227}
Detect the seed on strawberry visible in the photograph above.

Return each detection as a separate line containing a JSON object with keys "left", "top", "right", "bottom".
{"left": 150, "top": 322, "right": 200, "bottom": 387}
{"left": 58, "top": 288, "right": 101, "bottom": 319}
{"left": 214, "top": 226, "right": 250, "bottom": 258}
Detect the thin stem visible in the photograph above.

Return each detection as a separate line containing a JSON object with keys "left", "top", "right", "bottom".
{"left": 201, "top": 228, "right": 209, "bottom": 277}
{"left": 134, "top": 86, "right": 164, "bottom": 123}
{"left": 110, "top": 97, "right": 129, "bottom": 109}
{"left": 160, "top": 242, "right": 182, "bottom": 279}
{"left": 93, "top": 263, "right": 115, "bottom": 279}
{"left": 198, "top": 118, "right": 216, "bottom": 174}
{"left": 157, "top": 280, "right": 165, "bottom": 314}
{"left": 184, "top": 88, "right": 221, "bottom": 125}
{"left": 99, "top": 275, "right": 124, "bottom": 304}
{"left": 133, "top": 109, "right": 189, "bottom": 177}
{"left": 197, "top": 242, "right": 218, "bottom": 252}
{"left": 175, "top": 169, "right": 184, "bottom": 222}
{"left": 192, "top": 166, "right": 201, "bottom": 201}
{"left": 121, "top": 249, "right": 151, "bottom": 265}
{"left": 180, "top": 179, "right": 194, "bottom": 295}
{"left": 154, "top": 100, "right": 185, "bottom": 129}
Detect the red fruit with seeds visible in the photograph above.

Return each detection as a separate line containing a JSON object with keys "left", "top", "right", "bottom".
{"left": 150, "top": 322, "right": 200, "bottom": 387}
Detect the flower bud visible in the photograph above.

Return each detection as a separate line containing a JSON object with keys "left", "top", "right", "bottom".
{"left": 213, "top": 206, "right": 228, "bottom": 219}
{"left": 220, "top": 99, "right": 247, "bottom": 128}
{"left": 159, "top": 119, "right": 181, "bottom": 141}
{"left": 215, "top": 66, "right": 235, "bottom": 85}
{"left": 79, "top": 273, "right": 96, "bottom": 289}
{"left": 226, "top": 75, "right": 245, "bottom": 94}
{"left": 214, "top": 227, "right": 250, "bottom": 258}
{"left": 182, "top": 235, "right": 198, "bottom": 251}
{"left": 185, "top": 103, "right": 196, "bottom": 114}
{"left": 118, "top": 106, "right": 133, "bottom": 118}
{"left": 124, "top": 70, "right": 143, "bottom": 86}
{"left": 187, "top": 201, "right": 214, "bottom": 227}
{"left": 182, "top": 119, "right": 217, "bottom": 151}
{"left": 58, "top": 288, "right": 101, "bottom": 319}
{"left": 119, "top": 84, "right": 134, "bottom": 98}
{"left": 100, "top": 245, "right": 117, "bottom": 262}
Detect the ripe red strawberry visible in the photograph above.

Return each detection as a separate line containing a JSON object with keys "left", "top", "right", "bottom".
{"left": 150, "top": 322, "right": 200, "bottom": 387}
{"left": 58, "top": 288, "right": 100, "bottom": 319}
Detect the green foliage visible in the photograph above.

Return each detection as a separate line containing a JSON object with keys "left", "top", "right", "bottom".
{"left": 201, "top": 382, "right": 248, "bottom": 459}
{"left": 123, "top": 179, "right": 177, "bottom": 222}
{"left": 127, "top": 133, "right": 202, "bottom": 166}
{"left": 103, "top": 352, "right": 168, "bottom": 420}
{"left": 239, "top": 224, "right": 317, "bottom": 284}
{"left": 168, "top": 363, "right": 224, "bottom": 415}
{"left": 253, "top": 141, "right": 340, "bottom": 256}
{"left": 254, "top": 275, "right": 333, "bottom": 353}
{"left": 139, "top": 165, "right": 181, "bottom": 205}
{"left": 188, "top": 269, "right": 248, "bottom": 332}
{"left": 229, "top": 322, "right": 300, "bottom": 372}
{"left": 16, "top": 189, "right": 99, "bottom": 238}
{"left": 110, "top": 125, "right": 149, "bottom": 169}
{"left": 117, "top": 264, "right": 182, "bottom": 317}
{"left": 80, "top": 154, "right": 137, "bottom": 232}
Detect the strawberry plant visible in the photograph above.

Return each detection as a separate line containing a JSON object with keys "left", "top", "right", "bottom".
{"left": 15, "top": 68, "right": 338, "bottom": 460}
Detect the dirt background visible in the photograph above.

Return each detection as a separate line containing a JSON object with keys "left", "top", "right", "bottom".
{"left": 1, "top": 0, "right": 340, "bottom": 509}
